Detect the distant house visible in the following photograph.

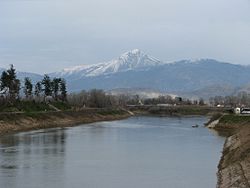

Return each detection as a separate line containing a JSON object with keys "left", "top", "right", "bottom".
{"left": 175, "top": 97, "right": 182, "bottom": 102}
{"left": 234, "top": 107, "right": 241, "bottom": 114}
{"left": 234, "top": 107, "right": 250, "bottom": 114}
{"left": 241, "top": 108, "right": 250, "bottom": 114}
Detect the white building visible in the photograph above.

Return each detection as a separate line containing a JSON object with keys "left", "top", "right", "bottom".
{"left": 234, "top": 107, "right": 241, "bottom": 114}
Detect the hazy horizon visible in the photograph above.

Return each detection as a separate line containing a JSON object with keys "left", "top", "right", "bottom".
{"left": 0, "top": 0, "right": 250, "bottom": 74}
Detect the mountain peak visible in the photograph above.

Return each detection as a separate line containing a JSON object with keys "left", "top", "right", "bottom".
{"left": 123, "top": 49, "right": 141, "bottom": 55}
{"left": 118, "top": 49, "right": 142, "bottom": 60}
{"left": 128, "top": 48, "right": 141, "bottom": 53}
{"left": 56, "top": 49, "right": 163, "bottom": 77}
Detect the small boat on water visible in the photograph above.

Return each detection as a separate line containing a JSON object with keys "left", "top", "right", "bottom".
{"left": 192, "top": 124, "right": 199, "bottom": 128}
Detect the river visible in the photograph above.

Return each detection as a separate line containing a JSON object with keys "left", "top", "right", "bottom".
{"left": 0, "top": 116, "right": 225, "bottom": 188}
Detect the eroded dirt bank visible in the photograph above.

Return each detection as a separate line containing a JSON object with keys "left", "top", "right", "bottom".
{"left": 0, "top": 109, "right": 131, "bottom": 135}
{"left": 214, "top": 115, "right": 250, "bottom": 188}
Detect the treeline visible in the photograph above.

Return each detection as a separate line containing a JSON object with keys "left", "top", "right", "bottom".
{"left": 68, "top": 90, "right": 146, "bottom": 108}
{"left": 142, "top": 95, "right": 205, "bottom": 106}
{"left": 67, "top": 91, "right": 206, "bottom": 109}
{"left": 68, "top": 89, "right": 119, "bottom": 108}
{"left": 0, "top": 65, "right": 67, "bottom": 104}
{"left": 68, "top": 90, "right": 250, "bottom": 109}
{"left": 209, "top": 92, "right": 250, "bottom": 107}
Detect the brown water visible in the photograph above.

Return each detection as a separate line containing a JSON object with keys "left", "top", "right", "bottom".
{"left": 0, "top": 116, "right": 225, "bottom": 188}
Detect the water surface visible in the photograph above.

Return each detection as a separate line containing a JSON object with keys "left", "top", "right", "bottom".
{"left": 0, "top": 116, "right": 225, "bottom": 188}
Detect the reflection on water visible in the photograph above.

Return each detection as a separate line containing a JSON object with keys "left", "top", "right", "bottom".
{"left": 0, "top": 116, "right": 225, "bottom": 188}
{"left": 0, "top": 129, "right": 67, "bottom": 188}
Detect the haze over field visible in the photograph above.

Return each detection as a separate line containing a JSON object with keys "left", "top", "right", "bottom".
{"left": 0, "top": 0, "right": 250, "bottom": 74}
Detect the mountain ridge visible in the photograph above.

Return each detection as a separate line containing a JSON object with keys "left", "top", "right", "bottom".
{"left": 1, "top": 49, "right": 250, "bottom": 98}
{"left": 50, "top": 50, "right": 250, "bottom": 98}
{"left": 53, "top": 49, "right": 164, "bottom": 78}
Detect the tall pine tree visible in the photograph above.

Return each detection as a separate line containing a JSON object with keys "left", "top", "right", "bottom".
{"left": 0, "top": 64, "right": 20, "bottom": 102}
{"left": 34, "top": 81, "right": 42, "bottom": 97}
{"left": 60, "top": 79, "right": 67, "bottom": 102}
{"left": 42, "top": 75, "right": 52, "bottom": 100}
{"left": 24, "top": 77, "right": 33, "bottom": 99}
{"left": 51, "top": 78, "right": 61, "bottom": 101}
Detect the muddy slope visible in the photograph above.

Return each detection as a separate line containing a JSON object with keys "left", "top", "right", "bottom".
{"left": 217, "top": 125, "right": 250, "bottom": 188}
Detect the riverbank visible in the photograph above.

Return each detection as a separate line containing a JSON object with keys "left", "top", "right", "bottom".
{"left": 217, "top": 126, "right": 250, "bottom": 188}
{"left": 210, "top": 115, "right": 250, "bottom": 188}
{"left": 128, "top": 105, "right": 229, "bottom": 116}
{"left": 0, "top": 108, "right": 131, "bottom": 135}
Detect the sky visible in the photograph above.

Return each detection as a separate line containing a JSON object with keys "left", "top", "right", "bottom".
{"left": 0, "top": 0, "right": 250, "bottom": 74}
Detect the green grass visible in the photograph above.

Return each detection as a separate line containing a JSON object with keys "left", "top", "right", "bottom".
{"left": 148, "top": 106, "right": 212, "bottom": 115}
{"left": 0, "top": 101, "right": 72, "bottom": 113}
{"left": 16, "top": 101, "right": 53, "bottom": 112}
{"left": 129, "top": 105, "right": 229, "bottom": 116}
{"left": 204, "top": 113, "right": 223, "bottom": 126}
{"left": 51, "top": 101, "right": 71, "bottom": 111}
{"left": 0, "top": 101, "right": 53, "bottom": 112}
{"left": 219, "top": 115, "right": 250, "bottom": 124}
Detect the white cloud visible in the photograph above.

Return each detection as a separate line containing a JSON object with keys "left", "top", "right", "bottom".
{"left": 0, "top": 0, "right": 250, "bottom": 73}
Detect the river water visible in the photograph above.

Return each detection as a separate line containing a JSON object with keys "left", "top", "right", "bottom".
{"left": 0, "top": 116, "right": 225, "bottom": 188}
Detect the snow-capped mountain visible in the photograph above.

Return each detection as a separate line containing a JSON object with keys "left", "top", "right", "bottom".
{"left": 52, "top": 56, "right": 250, "bottom": 99}
{"left": 53, "top": 49, "right": 163, "bottom": 78}
{"left": 48, "top": 50, "right": 250, "bottom": 98}
{"left": 2, "top": 49, "right": 250, "bottom": 99}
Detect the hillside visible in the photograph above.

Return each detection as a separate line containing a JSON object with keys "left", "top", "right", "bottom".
{"left": 2, "top": 49, "right": 250, "bottom": 98}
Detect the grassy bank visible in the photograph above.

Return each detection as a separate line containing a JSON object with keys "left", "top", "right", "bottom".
{"left": 0, "top": 108, "right": 131, "bottom": 135}
{"left": 213, "top": 114, "right": 250, "bottom": 132}
{"left": 0, "top": 101, "right": 71, "bottom": 112}
{"left": 128, "top": 105, "right": 229, "bottom": 116}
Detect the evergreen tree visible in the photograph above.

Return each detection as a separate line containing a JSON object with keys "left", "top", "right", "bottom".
{"left": 7, "top": 64, "right": 16, "bottom": 82}
{"left": 199, "top": 98, "right": 205, "bottom": 106}
{"left": 42, "top": 74, "right": 52, "bottom": 98}
{"left": 11, "top": 79, "right": 20, "bottom": 102}
{"left": 59, "top": 79, "right": 67, "bottom": 102}
{"left": 24, "top": 77, "right": 33, "bottom": 99}
{"left": 0, "top": 71, "right": 9, "bottom": 93}
{"left": 0, "top": 64, "right": 20, "bottom": 102}
{"left": 51, "top": 78, "right": 61, "bottom": 100}
{"left": 34, "top": 81, "right": 42, "bottom": 97}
